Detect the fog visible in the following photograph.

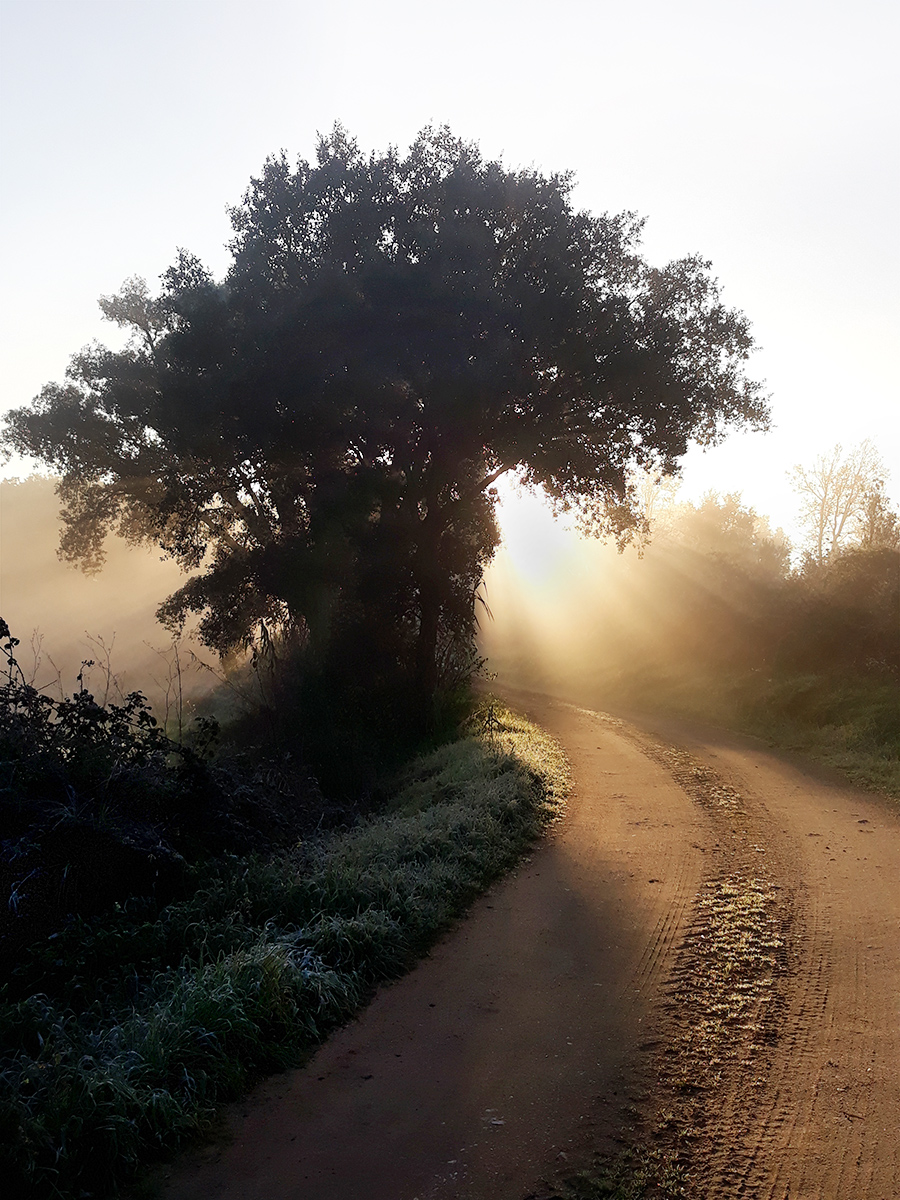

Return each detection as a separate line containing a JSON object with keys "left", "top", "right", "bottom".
{"left": 478, "top": 479, "right": 797, "bottom": 707}
{"left": 0, "top": 476, "right": 213, "bottom": 716}
{"left": 479, "top": 497, "right": 636, "bottom": 702}
{"left": 3, "top": 472, "right": 890, "bottom": 729}
{"left": 0, "top": 474, "right": 653, "bottom": 719}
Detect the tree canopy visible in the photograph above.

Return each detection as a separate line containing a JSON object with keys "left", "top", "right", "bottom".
{"left": 2, "top": 125, "right": 769, "bottom": 712}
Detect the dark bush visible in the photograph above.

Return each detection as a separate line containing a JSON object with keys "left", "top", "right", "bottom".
{"left": 0, "top": 620, "right": 330, "bottom": 968}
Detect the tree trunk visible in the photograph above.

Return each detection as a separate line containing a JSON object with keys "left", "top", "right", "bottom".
{"left": 412, "top": 508, "right": 445, "bottom": 721}
{"left": 414, "top": 577, "right": 440, "bottom": 712}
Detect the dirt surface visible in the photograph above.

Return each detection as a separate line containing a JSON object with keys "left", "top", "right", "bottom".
{"left": 159, "top": 694, "right": 900, "bottom": 1200}
{"left": 619, "top": 707, "right": 900, "bottom": 1199}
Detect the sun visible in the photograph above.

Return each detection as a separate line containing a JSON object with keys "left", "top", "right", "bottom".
{"left": 493, "top": 476, "right": 576, "bottom": 588}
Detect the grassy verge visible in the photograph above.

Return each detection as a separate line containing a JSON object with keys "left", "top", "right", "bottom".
{"left": 591, "top": 668, "right": 900, "bottom": 800}
{"left": 1, "top": 701, "right": 567, "bottom": 1199}
{"left": 733, "top": 673, "right": 899, "bottom": 797}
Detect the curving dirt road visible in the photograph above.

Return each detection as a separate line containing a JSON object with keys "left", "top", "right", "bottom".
{"left": 160, "top": 694, "right": 900, "bottom": 1200}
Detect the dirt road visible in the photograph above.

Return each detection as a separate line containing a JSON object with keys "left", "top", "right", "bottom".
{"left": 162, "top": 696, "right": 899, "bottom": 1200}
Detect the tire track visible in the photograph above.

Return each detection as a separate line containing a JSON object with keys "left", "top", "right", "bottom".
{"left": 533, "top": 710, "right": 800, "bottom": 1198}
{"left": 606, "top": 714, "right": 900, "bottom": 1200}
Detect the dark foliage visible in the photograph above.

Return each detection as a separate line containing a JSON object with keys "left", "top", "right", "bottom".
{"left": 774, "top": 547, "right": 900, "bottom": 677}
{"left": 0, "top": 620, "right": 329, "bottom": 970}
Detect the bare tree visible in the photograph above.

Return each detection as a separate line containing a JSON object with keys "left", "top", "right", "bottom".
{"left": 81, "top": 632, "right": 124, "bottom": 706}
{"left": 148, "top": 638, "right": 187, "bottom": 744}
{"left": 790, "top": 440, "right": 889, "bottom": 565}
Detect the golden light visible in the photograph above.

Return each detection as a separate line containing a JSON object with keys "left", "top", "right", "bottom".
{"left": 493, "top": 476, "right": 577, "bottom": 589}
{"left": 483, "top": 474, "right": 655, "bottom": 697}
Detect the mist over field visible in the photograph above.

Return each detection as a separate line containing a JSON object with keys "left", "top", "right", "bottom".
{"left": 479, "top": 479, "right": 899, "bottom": 789}
{"left": 479, "top": 493, "right": 789, "bottom": 697}
{"left": 4, "top": 471, "right": 896, "bottom": 739}
{"left": 0, "top": 476, "right": 208, "bottom": 714}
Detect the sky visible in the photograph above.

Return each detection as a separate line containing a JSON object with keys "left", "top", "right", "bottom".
{"left": 1, "top": 0, "right": 898, "bottom": 543}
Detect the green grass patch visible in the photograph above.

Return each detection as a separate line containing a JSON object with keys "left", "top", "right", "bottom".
{"left": 593, "top": 667, "right": 900, "bottom": 801}
{"left": 0, "top": 702, "right": 567, "bottom": 1199}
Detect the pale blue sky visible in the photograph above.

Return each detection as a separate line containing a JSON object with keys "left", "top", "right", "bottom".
{"left": 2, "top": 0, "right": 897, "bottom": 536}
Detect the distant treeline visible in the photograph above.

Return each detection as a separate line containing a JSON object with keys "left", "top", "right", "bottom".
{"left": 598, "top": 492, "right": 899, "bottom": 681}
{"left": 485, "top": 487, "right": 898, "bottom": 686}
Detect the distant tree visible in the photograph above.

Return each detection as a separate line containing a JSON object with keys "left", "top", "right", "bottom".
{"left": 629, "top": 492, "right": 791, "bottom": 671}
{"left": 671, "top": 492, "right": 791, "bottom": 577}
{"left": 790, "top": 440, "right": 889, "bottom": 566}
{"left": 854, "top": 479, "right": 900, "bottom": 552}
{"left": 2, "top": 125, "right": 769, "bottom": 714}
{"left": 772, "top": 545, "right": 900, "bottom": 677}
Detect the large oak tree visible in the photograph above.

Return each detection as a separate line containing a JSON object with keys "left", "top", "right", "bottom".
{"left": 3, "top": 125, "right": 768, "bottom": 707}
